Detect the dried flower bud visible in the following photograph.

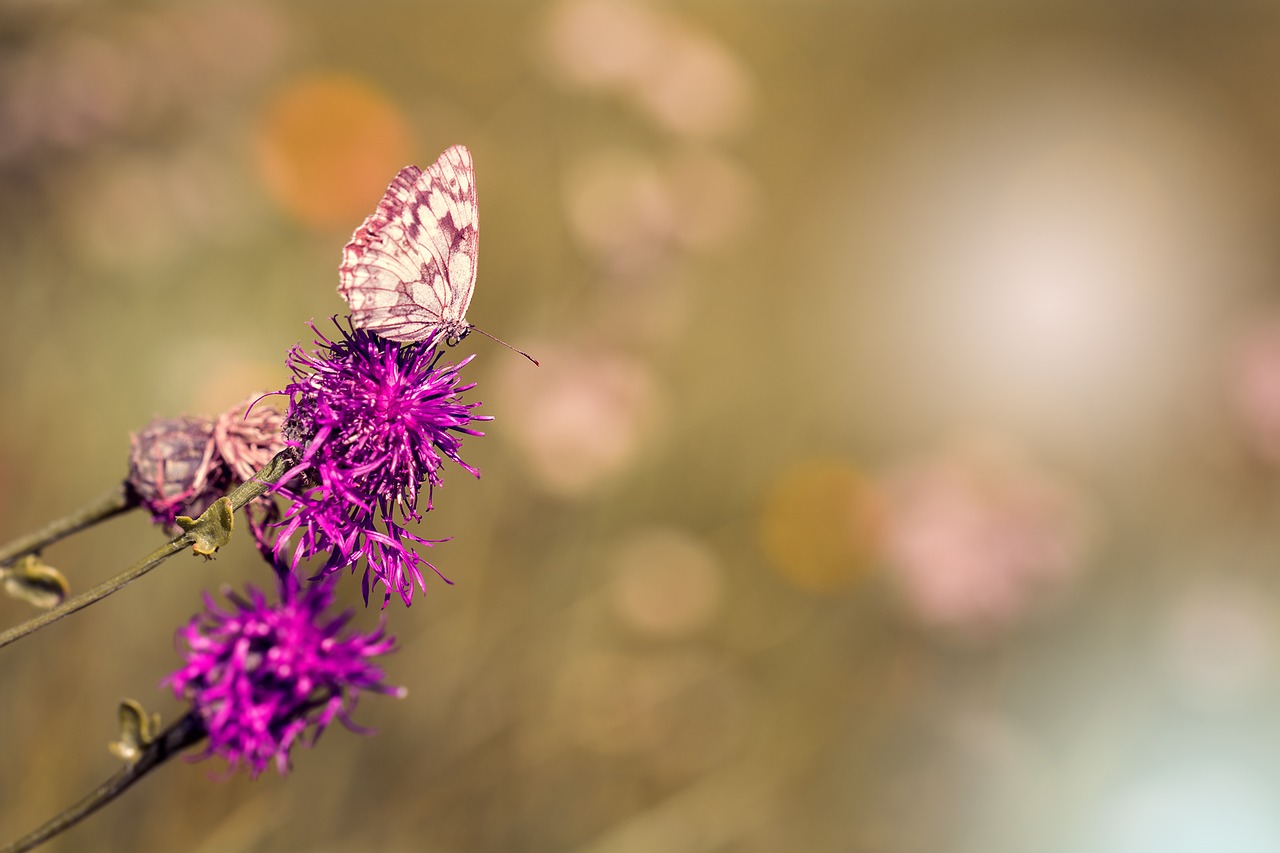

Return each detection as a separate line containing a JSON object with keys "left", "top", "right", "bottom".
{"left": 127, "top": 416, "right": 224, "bottom": 528}
{"left": 213, "top": 395, "right": 286, "bottom": 482}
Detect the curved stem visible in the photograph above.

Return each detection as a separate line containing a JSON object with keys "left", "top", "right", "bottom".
{"left": 0, "top": 452, "right": 295, "bottom": 652}
{"left": 0, "top": 535, "right": 192, "bottom": 650}
{"left": 0, "top": 486, "right": 134, "bottom": 568}
{"left": 0, "top": 713, "right": 207, "bottom": 853}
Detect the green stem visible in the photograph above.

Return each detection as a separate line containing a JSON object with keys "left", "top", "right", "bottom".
{"left": 0, "top": 535, "right": 191, "bottom": 650}
{"left": 0, "top": 713, "right": 207, "bottom": 853}
{"left": 221, "top": 451, "right": 294, "bottom": 511}
{"left": 0, "top": 486, "right": 134, "bottom": 568}
{"left": 0, "top": 452, "right": 294, "bottom": 652}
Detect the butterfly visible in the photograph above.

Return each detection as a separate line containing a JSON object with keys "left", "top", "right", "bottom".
{"left": 338, "top": 145, "right": 537, "bottom": 364}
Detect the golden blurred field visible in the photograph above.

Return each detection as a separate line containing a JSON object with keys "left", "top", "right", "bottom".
{"left": 5, "top": 2, "right": 1280, "bottom": 851}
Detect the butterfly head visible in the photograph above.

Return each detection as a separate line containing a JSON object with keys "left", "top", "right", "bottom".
{"left": 443, "top": 322, "right": 472, "bottom": 348}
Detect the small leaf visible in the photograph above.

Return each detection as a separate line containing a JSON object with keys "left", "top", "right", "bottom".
{"left": 2, "top": 554, "right": 69, "bottom": 609}
{"left": 176, "top": 497, "right": 234, "bottom": 557}
{"left": 109, "top": 699, "right": 161, "bottom": 763}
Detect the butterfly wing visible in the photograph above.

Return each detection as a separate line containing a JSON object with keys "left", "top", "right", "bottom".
{"left": 338, "top": 145, "right": 479, "bottom": 344}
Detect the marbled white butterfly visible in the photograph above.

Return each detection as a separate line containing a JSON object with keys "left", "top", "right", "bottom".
{"left": 338, "top": 145, "right": 537, "bottom": 364}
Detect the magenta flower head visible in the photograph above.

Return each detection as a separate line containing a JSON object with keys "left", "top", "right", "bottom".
{"left": 164, "top": 570, "right": 405, "bottom": 778}
{"left": 270, "top": 319, "right": 490, "bottom": 607}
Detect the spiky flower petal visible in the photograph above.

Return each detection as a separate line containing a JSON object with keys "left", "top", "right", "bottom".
{"left": 270, "top": 320, "right": 489, "bottom": 606}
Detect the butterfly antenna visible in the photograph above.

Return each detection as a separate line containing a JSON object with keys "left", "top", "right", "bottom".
{"left": 468, "top": 325, "right": 540, "bottom": 366}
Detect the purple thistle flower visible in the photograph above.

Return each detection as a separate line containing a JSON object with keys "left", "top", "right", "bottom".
{"left": 164, "top": 571, "right": 405, "bottom": 779}
{"left": 270, "top": 320, "right": 490, "bottom": 607}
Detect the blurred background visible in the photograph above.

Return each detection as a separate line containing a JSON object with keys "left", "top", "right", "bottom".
{"left": 4, "top": 1, "right": 1280, "bottom": 851}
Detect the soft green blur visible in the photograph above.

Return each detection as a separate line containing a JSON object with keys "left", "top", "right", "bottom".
{"left": 5, "top": 3, "right": 1280, "bottom": 852}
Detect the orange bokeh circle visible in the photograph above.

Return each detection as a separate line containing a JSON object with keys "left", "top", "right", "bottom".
{"left": 255, "top": 74, "right": 415, "bottom": 230}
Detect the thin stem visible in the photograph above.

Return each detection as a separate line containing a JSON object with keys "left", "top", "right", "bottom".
{"left": 0, "top": 452, "right": 294, "bottom": 652}
{"left": 0, "top": 485, "right": 134, "bottom": 568}
{"left": 0, "top": 712, "right": 207, "bottom": 853}
{"left": 0, "top": 535, "right": 191, "bottom": 650}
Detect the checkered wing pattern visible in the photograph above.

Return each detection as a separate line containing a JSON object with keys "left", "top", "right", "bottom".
{"left": 338, "top": 145, "right": 479, "bottom": 344}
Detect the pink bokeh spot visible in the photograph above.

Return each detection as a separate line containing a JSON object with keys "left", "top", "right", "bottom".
{"left": 498, "top": 343, "right": 663, "bottom": 497}
{"left": 1229, "top": 314, "right": 1280, "bottom": 463}
{"left": 880, "top": 444, "right": 1094, "bottom": 636}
